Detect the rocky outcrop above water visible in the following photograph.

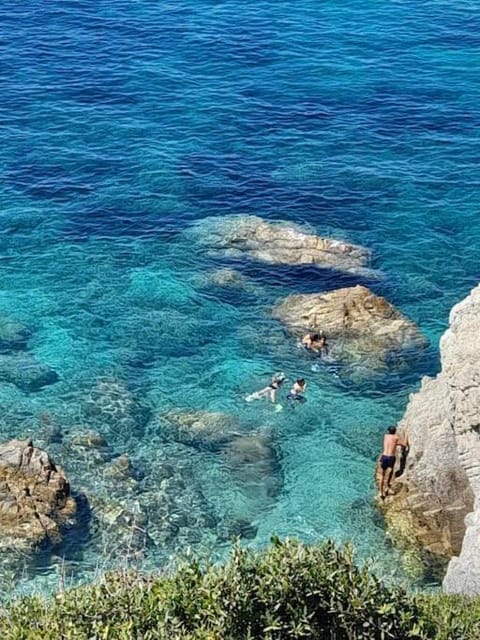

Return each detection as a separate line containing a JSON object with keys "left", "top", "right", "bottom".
{"left": 189, "top": 215, "right": 372, "bottom": 276}
{"left": 0, "top": 439, "right": 76, "bottom": 551}
{"left": 273, "top": 285, "right": 427, "bottom": 369}
{"left": 377, "top": 285, "right": 480, "bottom": 595}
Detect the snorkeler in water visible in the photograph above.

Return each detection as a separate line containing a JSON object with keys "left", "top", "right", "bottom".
{"left": 245, "top": 373, "right": 286, "bottom": 404}
{"left": 301, "top": 333, "right": 329, "bottom": 356}
{"left": 286, "top": 378, "right": 307, "bottom": 407}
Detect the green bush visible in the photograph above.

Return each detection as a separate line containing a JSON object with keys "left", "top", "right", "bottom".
{"left": 0, "top": 539, "right": 479, "bottom": 639}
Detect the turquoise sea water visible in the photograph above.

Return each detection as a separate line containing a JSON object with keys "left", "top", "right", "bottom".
{"left": 1, "top": 0, "right": 479, "bottom": 592}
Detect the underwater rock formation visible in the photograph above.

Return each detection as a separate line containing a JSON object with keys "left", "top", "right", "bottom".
{"left": 0, "top": 439, "right": 76, "bottom": 551}
{"left": 189, "top": 214, "right": 371, "bottom": 276}
{"left": 200, "top": 267, "right": 251, "bottom": 289}
{"left": 83, "top": 378, "right": 149, "bottom": 442}
{"left": 157, "top": 409, "right": 242, "bottom": 451}
{"left": 223, "top": 431, "right": 282, "bottom": 500}
{"left": 86, "top": 442, "right": 222, "bottom": 558}
{"left": 273, "top": 285, "right": 427, "bottom": 368}
{"left": 0, "top": 315, "right": 31, "bottom": 352}
{"left": 377, "top": 284, "right": 480, "bottom": 595}
{"left": 46, "top": 423, "right": 234, "bottom": 562}
{"left": 0, "top": 354, "right": 59, "bottom": 391}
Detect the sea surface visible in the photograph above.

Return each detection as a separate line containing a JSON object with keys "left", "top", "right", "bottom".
{"left": 0, "top": 0, "right": 479, "bottom": 594}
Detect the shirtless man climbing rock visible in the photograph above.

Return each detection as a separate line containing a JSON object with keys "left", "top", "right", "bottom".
{"left": 379, "top": 426, "right": 408, "bottom": 499}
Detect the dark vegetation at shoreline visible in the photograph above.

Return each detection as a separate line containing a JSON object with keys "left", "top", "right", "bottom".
{"left": 1, "top": 539, "right": 479, "bottom": 639}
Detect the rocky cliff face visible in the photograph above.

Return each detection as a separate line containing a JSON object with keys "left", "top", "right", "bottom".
{"left": 378, "top": 285, "right": 480, "bottom": 595}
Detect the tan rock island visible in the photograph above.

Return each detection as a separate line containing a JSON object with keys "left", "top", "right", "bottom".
{"left": 273, "top": 284, "right": 428, "bottom": 369}
{"left": 377, "top": 284, "right": 480, "bottom": 595}
{"left": 0, "top": 439, "right": 76, "bottom": 551}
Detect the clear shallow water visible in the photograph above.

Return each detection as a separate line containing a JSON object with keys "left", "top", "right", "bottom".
{"left": 0, "top": 0, "right": 479, "bottom": 593}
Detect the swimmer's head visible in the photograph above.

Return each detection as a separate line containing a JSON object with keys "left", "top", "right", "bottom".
{"left": 297, "top": 378, "right": 305, "bottom": 386}
{"left": 387, "top": 426, "right": 397, "bottom": 435}
{"left": 311, "top": 333, "right": 320, "bottom": 341}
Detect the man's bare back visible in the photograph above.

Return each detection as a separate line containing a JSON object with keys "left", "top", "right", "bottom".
{"left": 383, "top": 433, "right": 402, "bottom": 456}
{"left": 379, "top": 426, "right": 408, "bottom": 499}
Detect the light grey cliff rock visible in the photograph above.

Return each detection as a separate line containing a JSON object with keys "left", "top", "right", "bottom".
{"left": 441, "top": 287, "right": 480, "bottom": 594}
{"left": 378, "top": 285, "right": 480, "bottom": 595}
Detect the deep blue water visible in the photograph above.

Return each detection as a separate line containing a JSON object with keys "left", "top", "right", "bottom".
{"left": 1, "top": 0, "right": 479, "bottom": 592}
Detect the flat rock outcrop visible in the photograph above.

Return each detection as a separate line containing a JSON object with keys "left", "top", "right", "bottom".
{"left": 273, "top": 285, "right": 427, "bottom": 368}
{"left": 189, "top": 215, "right": 372, "bottom": 276}
{"left": 0, "top": 439, "right": 76, "bottom": 551}
{"left": 377, "top": 284, "right": 480, "bottom": 595}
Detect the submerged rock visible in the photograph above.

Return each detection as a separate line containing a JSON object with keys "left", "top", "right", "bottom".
{"left": 102, "top": 454, "right": 133, "bottom": 481}
{"left": 158, "top": 409, "right": 242, "bottom": 451}
{"left": 189, "top": 215, "right": 372, "bottom": 276}
{"left": 0, "top": 315, "right": 31, "bottom": 352}
{"left": 217, "top": 517, "right": 258, "bottom": 541}
{"left": 376, "top": 284, "right": 480, "bottom": 595}
{"left": 0, "top": 439, "right": 76, "bottom": 551}
{"left": 88, "top": 443, "right": 221, "bottom": 557}
{"left": 273, "top": 285, "right": 427, "bottom": 369}
{"left": 67, "top": 429, "right": 108, "bottom": 450}
{"left": 0, "top": 354, "right": 59, "bottom": 391}
{"left": 83, "top": 379, "right": 148, "bottom": 442}
{"left": 223, "top": 431, "right": 282, "bottom": 500}
{"left": 202, "top": 268, "right": 250, "bottom": 288}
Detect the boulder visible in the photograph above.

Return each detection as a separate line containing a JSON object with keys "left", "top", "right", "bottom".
{"left": 273, "top": 285, "right": 427, "bottom": 368}
{"left": 376, "top": 284, "right": 480, "bottom": 595}
{"left": 0, "top": 439, "right": 76, "bottom": 551}
{"left": 0, "top": 354, "right": 59, "bottom": 391}
{"left": 189, "top": 215, "right": 372, "bottom": 276}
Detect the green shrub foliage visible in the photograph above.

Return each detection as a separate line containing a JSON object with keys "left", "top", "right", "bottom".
{"left": 0, "top": 539, "right": 479, "bottom": 639}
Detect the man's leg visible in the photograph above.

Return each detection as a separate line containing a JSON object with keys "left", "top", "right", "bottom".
{"left": 385, "top": 466, "right": 394, "bottom": 492}
{"left": 379, "top": 464, "right": 386, "bottom": 498}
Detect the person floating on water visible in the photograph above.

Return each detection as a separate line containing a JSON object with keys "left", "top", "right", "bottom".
{"left": 378, "top": 426, "right": 408, "bottom": 499}
{"left": 245, "top": 373, "right": 286, "bottom": 404}
{"left": 301, "top": 332, "right": 329, "bottom": 356}
{"left": 287, "top": 378, "right": 307, "bottom": 407}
